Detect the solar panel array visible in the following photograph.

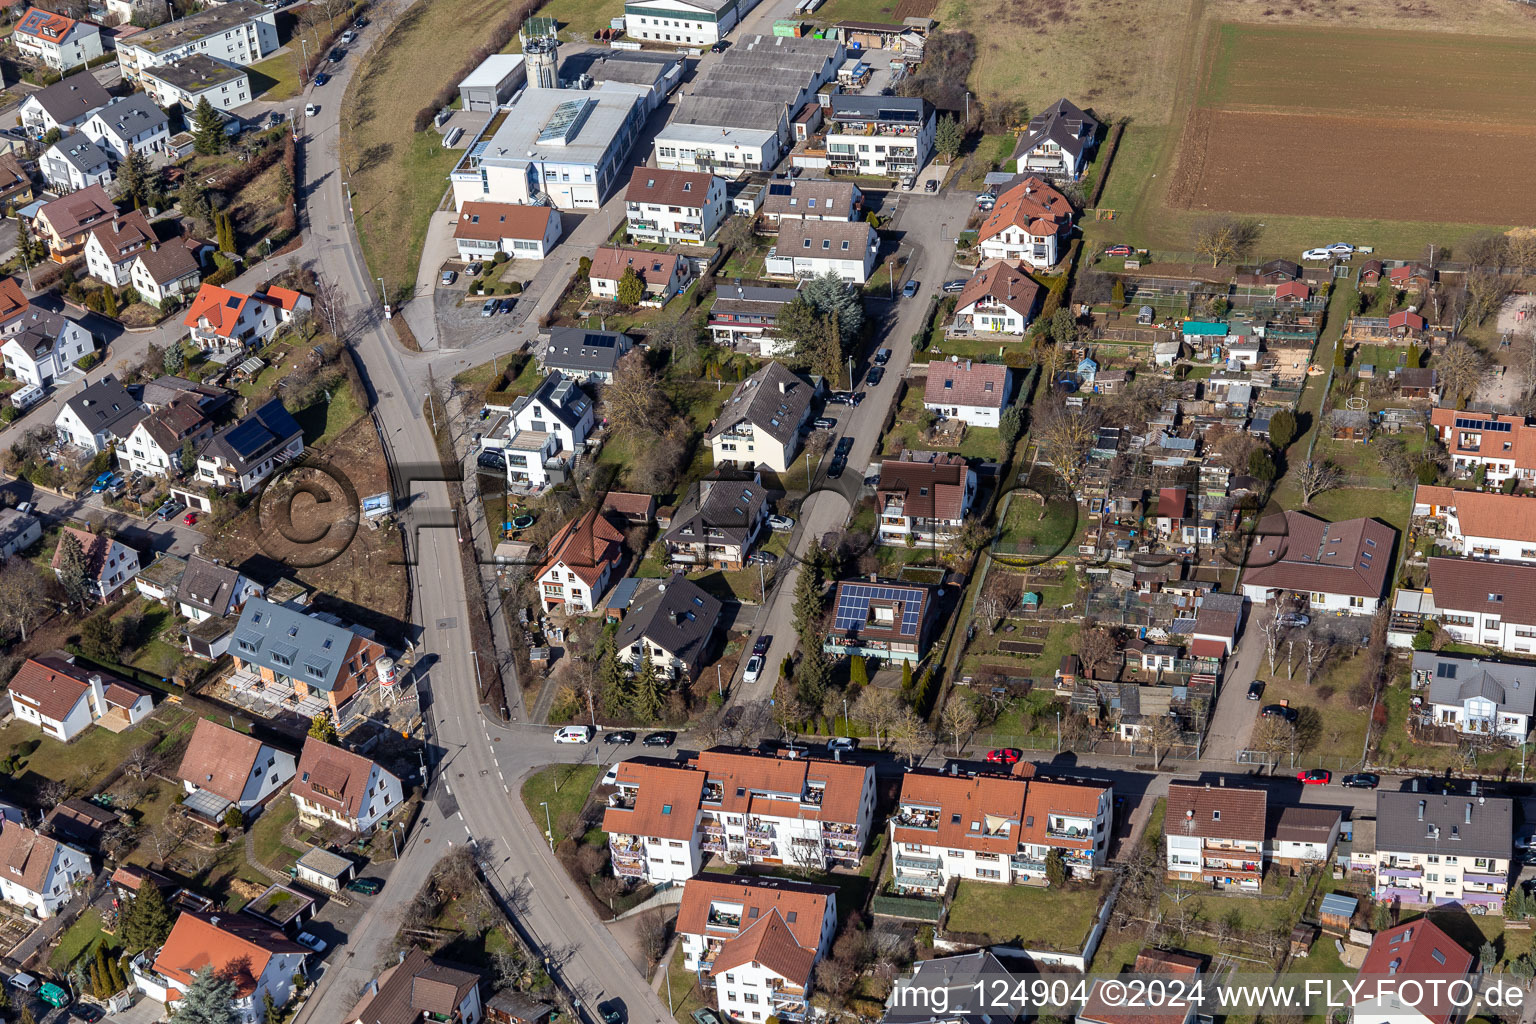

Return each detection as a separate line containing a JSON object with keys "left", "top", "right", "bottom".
{"left": 834, "top": 583, "right": 923, "bottom": 636}
{"left": 1455, "top": 417, "right": 1512, "bottom": 432}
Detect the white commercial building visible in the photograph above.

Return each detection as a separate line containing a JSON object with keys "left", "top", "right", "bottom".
{"left": 624, "top": 0, "right": 758, "bottom": 46}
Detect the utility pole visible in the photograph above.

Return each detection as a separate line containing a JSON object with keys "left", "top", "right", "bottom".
{"left": 540, "top": 801, "right": 553, "bottom": 852}
{"left": 425, "top": 389, "right": 438, "bottom": 433}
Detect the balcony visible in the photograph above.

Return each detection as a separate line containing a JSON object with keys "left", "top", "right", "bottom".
{"left": 615, "top": 861, "right": 645, "bottom": 878}
{"left": 893, "top": 873, "right": 941, "bottom": 891}
{"left": 746, "top": 840, "right": 776, "bottom": 858}
{"left": 1205, "top": 840, "right": 1260, "bottom": 854}
{"left": 699, "top": 822, "right": 725, "bottom": 836}
{"left": 895, "top": 854, "right": 941, "bottom": 872}
{"left": 701, "top": 838, "right": 727, "bottom": 853}
{"left": 895, "top": 810, "right": 939, "bottom": 830}
{"left": 1464, "top": 873, "right": 1506, "bottom": 888}
{"left": 824, "top": 822, "right": 857, "bottom": 838}
{"left": 611, "top": 837, "right": 643, "bottom": 854}
{"left": 745, "top": 822, "right": 776, "bottom": 839}
{"left": 608, "top": 791, "right": 637, "bottom": 809}
{"left": 1379, "top": 865, "right": 1424, "bottom": 880}
{"left": 702, "top": 784, "right": 724, "bottom": 803}
{"left": 1010, "top": 856, "right": 1047, "bottom": 873}
{"left": 707, "top": 909, "right": 742, "bottom": 929}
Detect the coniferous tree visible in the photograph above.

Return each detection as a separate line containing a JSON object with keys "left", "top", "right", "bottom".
{"left": 191, "top": 97, "right": 225, "bottom": 155}
{"left": 173, "top": 966, "right": 239, "bottom": 1024}
{"left": 629, "top": 655, "right": 663, "bottom": 723}
{"left": 121, "top": 882, "right": 174, "bottom": 952}
{"left": 55, "top": 532, "right": 90, "bottom": 610}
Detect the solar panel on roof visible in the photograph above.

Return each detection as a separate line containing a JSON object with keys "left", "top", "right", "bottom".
{"left": 768, "top": 183, "right": 793, "bottom": 195}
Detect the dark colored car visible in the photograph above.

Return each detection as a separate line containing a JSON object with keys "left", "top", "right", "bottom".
{"left": 943, "top": 279, "right": 967, "bottom": 293}
{"left": 642, "top": 731, "right": 676, "bottom": 747}
{"left": 835, "top": 436, "right": 854, "bottom": 456}
{"left": 606, "top": 730, "right": 636, "bottom": 745}
{"left": 874, "top": 348, "right": 891, "bottom": 365}
{"left": 314, "top": 72, "right": 330, "bottom": 86}
{"left": 498, "top": 297, "right": 516, "bottom": 314}
{"left": 828, "top": 456, "right": 846, "bottom": 479}
{"left": 1297, "top": 768, "right": 1331, "bottom": 785}
{"left": 1261, "top": 704, "right": 1299, "bottom": 723}
{"left": 923, "top": 179, "right": 938, "bottom": 193}
{"left": 1341, "top": 773, "right": 1380, "bottom": 789}
{"left": 329, "top": 48, "right": 344, "bottom": 62}
{"left": 866, "top": 367, "right": 884, "bottom": 386}
{"left": 346, "top": 877, "right": 384, "bottom": 895}
{"left": 748, "top": 551, "right": 777, "bottom": 566}
{"left": 710, "top": 41, "right": 726, "bottom": 52}
{"left": 68, "top": 1007, "right": 104, "bottom": 1023}
{"left": 1247, "top": 680, "right": 1264, "bottom": 701}
{"left": 813, "top": 417, "right": 836, "bottom": 430}
{"left": 753, "top": 635, "right": 771, "bottom": 657}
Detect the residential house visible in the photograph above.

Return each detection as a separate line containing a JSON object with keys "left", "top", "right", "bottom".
{"left": 824, "top": 577, "right": 936, "bottom": 663}
{"left": 134, "top": 552, "right": 186, "bottom": 604}
{"left": 886, "top": 951, "right": 1027, "bottom": 1024}
{"left": 452, "top": 201, "right": 563, "bottom": 262}
{"left": 1431, "top": 410, "right": 1536, "bottom": 487}
{"left": 0, "top": 153, "right": 33, "bottom": 209}
{"left": 588, "top": 245, "right": 689, "bottom": 303}
{"left": 706, "top": 361, "right": 816, "bottom": 472}
{"left": 624, "top": 166, "right": 727, "bottom": 244}
{"left": 18, "top": 72, "right": 112, "bottom": 136}
{"left": 135, "top": 911, "right": 308, "bottom": 1024}
{"left": 84, "top": 208, "right": 156, "bottom": 287}
{"left": 1010, "top": 97, "right": 1099, "bottom": 178}
{"left": 824, "top": 94, "right": 935, "bottom": 180}
{"left": 44, "top": 798, "right": 123, "bottom": 851}
{"left": 1414, "top": 652, "right": 1536, "bottom": 740}
{"left": 291, "top": 736, "right": 403, "bottom": 833}
{"left": 51, "top": 525, "right": 140, "bottom": 602}
{"left": 12, "top": 8, "right": 103, "bottom": 71}
{"left": 1424, "top": 557, "right": 1536, "bottom": 655}
{"left": 483, "top": 372, "right": 595, "bottom": 489}
{"left": 1374, "top": 790, "right": 1511, "bottom": 912}
{"left": 1269, "top": 806, "right": 1341, "bottom": 871}
{"left": 888, "top": 768, "right": 1113, "bottom": 893}
{"left": 80, "top": 94, "right": 171, "bottom": 162}
{"left": 976, "top": 177, "right": 1073, "bottom": 269}
{"left": 1, "top": 309, "right": 93, "bottom": 387}
{"left": 1351, "top": 919, "right": 1474, "bottom": 1024}
{"left": 663, "top": 470, "right": 768, "bottom": 570}
{"left": 142, "top": 374, "right": 231, "bottom": 414}
{"left": 603, "top": 747, "right": 876, "bottom": 882}
{"left": 183, "top": 282, "right": 310, "bottom": 353}
{"left": 758, "top": 178, "right": 860, "bottom": 229}
{"left": 34, "top": 183, "right": 116, "bottom": 261}
{"left": 40, "top": 132, "right": 113, "bottom": 192}
{"left": 922, "top": 360, "right": 1011, "bottom": 428}
{"left": 540, "top": 327, "right": 633, "bottom": 384}
{"left": 708, "top": 284, "right": 800, "bottom": 356}
{"left": 54, "top": 373, "right": 143, "bottom": 451}
{"left": 342, "top": 948, "right": 482, "bottom": 1024}
{"left": 1239, "top": 511, "right": 1395, "bottom": 614}
{"left": 534, "top": 507, "right": 625, "bottom": 613}
{"left": 0, "top": 823, "right": 90, "bottom": 919}
{"left": 772, "top": 219, "right": 879, "bottom": 283}
{"left": 1191, "top": 592, "right": 1244, "bottom": 656}
{"left": 228, "top": 597, "right": 390, "bottom": 719}
{"left": 116, "top": 0, "right": 279, "bottom": 84}
{"left": 0, "top": 508, "right": 40, "bottom": 559}
{"left": 678, "top": 875, "right": 837, "bottom": 1022}
{"left": 196, "top": 397, "right": 304, "bottom": 493}
{"left": 175, "top": 717, "right": 296, "bottom": 819}
{"left": 130, "top": 238, "right": 204, "bottom": 308}
{"left": 1414, "top": 485, "right": 1536, "bottom": 563}
{"left": 613, "top": 574, "right": 722, "bottom": 680}
{"left": 118, "top": 396, "right": 212, "bottom": 478}
{"left": 175, "top": 553, "right": 261, "bottom": 622}
{"left": 951, "top": 262, "right": 1040, "bottom": 335}
{"left": 138, "top": 54, "right": 251, "bottom": 111}
{"left": 5, "top": 652, "right": 152, "bottom": 741}
{"left": 1164, "top": 781, "right": 1267, "bottom": 891}
{"left": 875, "top": 451, "right": 976, "bottom": 546}
{"left": 0, "top": 278, "right": 29, "bottom": 333}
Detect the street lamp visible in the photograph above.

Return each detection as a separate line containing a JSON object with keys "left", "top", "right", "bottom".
{"left": 540, "top": 801, "right": 553, "bottom": 852}
{"left": 379, "top": 276, "right": 390, "bottom": 320}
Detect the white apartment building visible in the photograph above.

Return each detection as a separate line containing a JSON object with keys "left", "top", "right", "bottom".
{"left": 922, "top": 361, "right": 1011, "bottom": 429}
{"left": 1429, "top": 408, "right": 1536, "bottom": 486}
{"left": 602, "top": 748, "right": 877, "bottom": 884}
{"left": 79, "top": 95, "right": 170, "bottom": 163}
{"left": 875, "top": 451, "right": 977, "bottom": 546}
{"left": 1424, "top": 557, "right": 1536, "bottom": 655}
{"left": 952, "top": 262, "right": 1041, "bottom": 336}
{"left": 824, "top": 95, "right": 934, "bottom": 181}
{"left": 1374, "top": 790, "right": 1511, "bottom": 913}
{"left": 84, "top": 209, "right": 155, "bottom": 287}
{"left": 889, "top": 769, "right": 1112, "bottom": 895}
{"left": 1414, "top": 485, "right": 1536, "bottom": 563}
{"left": 768, "top": 219, "right": 879, "bottom": 284}
{"left": 706, "top": 361, "right": 815, "bottom": 473}
{"left": 40, "top": 133, "right": 112, "bottom": 192}
{"left": 677, "top": 876, "right": 836, "bottom": 1024}
{"left": 1164, "top": 781, "right": 1267, "bottom": 892}
{"left": 291, "top": 737, "right": 404, "bottom": 833}
{"left": 12, "top": 8, "right": 103, "bottom": 72}
{"left": 117, "top": 0, "right": 279, "bottom": 84}
{"left": 624, "top": 166, "right": 727, "bottom": 245}
{"left": 976, "top": 177, "right": 1074, "bottom": 270}
{"left": 533, "top": 508, "right": 624, "bottom": 613}
{"left": 139, "top": 55, "right": 252, "bottom": 112}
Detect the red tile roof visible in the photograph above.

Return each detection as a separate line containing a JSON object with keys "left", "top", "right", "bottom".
{"left": 454, "top": 201, "right": 558, "bottom": 243}
{"left": 182, "top": 283, "right": 252, "bottom": 338}
{"left": 1189, "top": 637, "right": 1228, "bottom": 660}
{"left": 535, "top": 508, "right": 624, "bottom": 589}
{"left": 676, "top": 874, "right": 833, "bottom": 980}
{"left": 588, "top": 246, "right": 682, "bottom": 288}
{"left": 1241, "top": 511, "right": 1395, "bottom": 600}
{"left": 691, "top": 748, "right": 869, "bottom": 825}
{"left": 7, "top": 653, "right": 143, "bottom": 723}
{"left": 923, "top": 361, "right": 1009, "bottom": 410}
{"left": 1389, "top": 310, "right": 1426, "bottom": 331}
{"left": 1356, "top": 919, "right": 1472, "bottom": 1024}
{"left": 625, "top": 166, "right": 716, "bottom": 209}
{"left": 0, "top": 823, "right": 67, "bottom": 892}
{"left": 176, "top": 718, "right": 266, "bottom": 803}
{"left": 1275, "top": 280, "right": 1310, "bottom": 300}
{"left": 1416, "top": 485, "right": 1536, "bottom": 545}
{"left": 1165, "top": 781, "right": 1266, "bottom": 842}
{"left": 50, "top": 526, "right": 126, "bottom": 582}
{"left": 293, "top": 736, "right": 387, "bottom": 819}
{"left": 954, "top": 261, "right": 1040, "bottom": 321}
{"left": 1080, "top": 949, "right": 1199, "bottom": 1024}
{"left": 0, "top": 278, "right": 27, "bottom": 324}
{"left": 601, "top": 759, "right": 704, "bottom": 842}
{"left": 877, "top": 451, "right": 970, "bottom": 522}
{"left": 892, "top": 770, "right": 1027, "bottom": 853}
{"left": 1430, "top": 408, "right": 1536, "bottom": 470}
{"left": 154, "top": 911, "right": 306, "bottom": 998}
{"left": 1427, "top": 556, "right": 1536, "bottom": 627}
{"left": 978, "top": 177, "right": 1072, "bottom": 244}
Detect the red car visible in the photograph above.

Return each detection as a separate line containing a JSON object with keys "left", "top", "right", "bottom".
{"left": 1297, "top": 768, "right": 1331, "bottom": 785}
{"left": 1103, "top": 244, "right": 1134, "bottom": 256}
{"left": 985, "top": 748, "right": 1022, "bottom": 766}
{"left": 183, "top": 511, "right": 198, "bottom": 526}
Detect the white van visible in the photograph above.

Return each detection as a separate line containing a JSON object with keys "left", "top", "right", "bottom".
{"left": 10, "top": 384, "right": 44, "bottom": 411}
{"left": 8, "top": 972, "right": 38, "bottom": 994}
{"left": 553, "top": 725, "right": 593, "bottom": 744}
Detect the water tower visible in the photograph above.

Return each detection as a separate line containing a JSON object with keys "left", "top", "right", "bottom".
{"left": 522, "top": 17, "right": 560, "bottom": 89}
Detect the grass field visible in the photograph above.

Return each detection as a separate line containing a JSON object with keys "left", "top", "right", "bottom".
{"left": 520, "top": 764, "right": 602, "bottom": 845}
{"left": 247, "top": 53, "right": 302, "bottom": 101}
{"left": 946, "top": 876, "right": 1106, "bottom": 950}
{"left": 513, "top": 0, "right": 622, "bottom": 49}
{"left": 342, "top": 0, "right": 501, "bottom": 296}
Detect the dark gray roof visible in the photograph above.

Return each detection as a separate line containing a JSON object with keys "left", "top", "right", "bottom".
{"left": 202, "top": 398, "right": 301, "bottom": 471}
{"left": 664, "top": 472, "right": 767, "bottom": 550}
{"left": 140, "top": 54, "right": 246, "bottom": 93}
{"left": 560, "top": 48, "right": 680, "bottom": 87}
{"left": 64, "top": 374, "right": 146, "bottom": 440}
{"left": 230, "top": 597, "right": 359, "bottom": 693}
{"left": 828, "top": 94, "right": 930, "bottom": 124}
{"left": 1011, "top": 96, "right": 1098, "bottom": 163}
{"left": 510, "top": 371, "right": 593, "bottom": 433}
{"left": 485, "top": 990, "right": 555, "bottom": 1023}
{"left": 176, "top": 554, "right": 240, "bottom": 616}
{"left": 711, "top": 284, "right": 800, "bottom": 319}
{"left": 8, "top": 310, "right": 75, "bottom": 358}
{"left": 1375, "top": 790, "right": 1512, "bottom": 860}
{"left": 89, "top": 95, "right": 169, "bottom": 142}
{"left": 141, "top": 375, "right": 231, "bottom": 414}
{"left": 0, "top": 509, "right": 38, "bottom": 553}
{"left": 1416, "top": 652, "right": 1536, "bottom": 717}
{"left": 27, "top": 73, "right": 111, "bottom": 124}
{"left": 614, "top": 575, "right": 721, "bottom": 676}
{"left": 708, "top": 361, "right": 814, "bottom": 448}
{"left": 886, "top": 951, "right": 1024, "bottom": 1024}
{"left": 542, "top": 328, "right": 632, "bottom": 374}
{"left": 47, "top": 133, "right": 110, "bottom": 173}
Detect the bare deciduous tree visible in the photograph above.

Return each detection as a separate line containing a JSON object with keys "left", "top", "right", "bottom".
{"left": 890, "top": 708, "right": 930, "bottom": 765}
{"left": 636, "top": 909, "right": 671, "bottom": 970}
{"left": 940, "top": 693, "right": 978, "bottom": 757}
{"left": 1193, "top": 216, "right": 1261, "bottom": 268}
{"left": 0, "top": 557, "right": 51, "bottom": 643}
{"left": 1144, "top": 714, "right": 1180, "bottom": 768}
{"left": 1294, "top": 459, "right": 1344, "bottom": 505}
{"left": 1035, "top": 404, "right": 1099, "bottom": 496}
{"left": 1074, "top": 625, "right": 1117, "bottom": 680}
{"left": 1507, "top": 230, "right": 1536, "bottom": 275}
{"left": 1434, "top": 340, "right": 1490, "bottom": 405}
{"left": 853, "top": 686, "right": 903, "bottom": 750}
{"left": 312, "top": 274, "right": 349, "bottom": 341}
{"left": 1250, "top": 715, "right": 1294, "bottom": 773}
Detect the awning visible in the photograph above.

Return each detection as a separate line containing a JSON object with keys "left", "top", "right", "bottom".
{"left": 182, "top": 788, "right": 232, "bottom": 821}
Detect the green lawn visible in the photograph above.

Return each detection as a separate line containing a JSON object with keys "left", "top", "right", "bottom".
{"left": 664, "top": 943, "right": 711, "bottom": 1024}
{"left": 249, "top": 797, "right": 300, "bottom": 868}
{"left": 511, "top": 0, "right": 622, "bottom": 49}
{"left": 882, "top": 385, "right": 1005, "bottom": 460}
{"left": 946, "top": 877, "right": 1106, "bottom": 951}
{"left": 964, "top": 618, "right": 1079, "bottom": 685}
{"left": 0, "top": 705, "right": 192, "bottom": 802}
{"left": 48, "top": 910, "right": 106, "bottom": 972}
{"left": 247, "top": 53, "right": 301, "bottom": 101}
{"left": 300, "top": 384, "right": 365, "bottom": 448}
{"left": 521, "top": 764, "right": 601, "bottom": 845}
{"left": 995, "top": 490, "right": 1079, "bottom": 557}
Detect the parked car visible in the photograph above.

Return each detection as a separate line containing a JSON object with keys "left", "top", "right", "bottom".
{"left": 827, "top": 737, "right": 856, "bottom": 752}
{"left": 1297, "top": 769, "right": 1331, "bottom": 786}
{"left": 1302, "top": 248, "right": 1332, "bottom": 261}
{"left": 866, "top": 367, "right": 884, "bottom": 386}
{"left": 1261, "top": 704, "right": 1298, "bottom": 723}
{"left": 463, "top": 262, "right": 481, "bottom": 277}
{"left": 743, "top": 655, "right": 763, "bottom": 683}
{"left": 498, "top": 297, "right": 516, "bottom": 314}
{"left": 296, "top": 932, "right": 328, "bottom": 954}
{"left": 813, "top": 417, "right": 837, "bottom": 430}
{"left": 748, "top": 550, "right": 778, "bottom": 566}
{"left": 827, "top": 456, "right": 846, "bottom": 479}
{"left": 182, "top": 511, "right": 199, "bottom": 526}
{"left": 943, "top": 279, "right": 967, "bottom": 293}
{"left": 440, "top": 269, "right": 457, "bottom": 286}
{"left": 985, "top": 748, "right": 1022, "bottom": 765}
{"left": 329, "top": 48, "right": 344, "bottom": 63}
{"left": 767, "top": 514, "right": 794, "bottom": 532}
{"left": 313, "top": 72, "right": 329, "bottom": 86}
{"left": 691, "top": 1009, "right": 725, "bottom": 1024}
{"left": 924, "top": 179, "right": 938, "bottom": 193}
{"left": 874, "top": 348, "right": 892, "bottom": 365}
{"left": 340, "top": 29, "right": 357, "bottom": 43}
{"left": 901, "top": 279, "right": 919, "bottom": 298}
{"left": 1103, "top": 244, "right": 1134, "bottom": 256}
{"left": 480, "top": 299, "right": 497, "bottom": 317}
{"left": 346, "top": 877, "right": 383, "bottom": 895}
{"left": 974, "top": 194, "right": 994, "bottom": 207}
{"left": 553, "top": 725, "right": 593, "bottom": 743}
{"left": 605, "top": 730, "right": 635, "bottom": 745}
{"left": 67, "top": 1006, "right": 103, "bottom": 1023}
{"left": 1341, "top": 773, "right": 1380, "bottom": 789}
{"left": 305, "top": 103, "right": 320, "bottom": 117}
{"left": 642, "top": 731, "right": 676, "bottom": 748}
{"left": 752, "top": 635, "right": 771, "bottom": 657}
{"left": 1277, "top": 612, "right": 1311, "bottom": 628}
{"left": 1326, "top": 243, "right": 1356, "bottom": 255}
{"left": 835, "top": 436, "right": 854, "bottom": 455}
{"left": 709, "top": 41, "right": 726, "bottom": 52}
{"left": 1247, "top": 680, "right": 1264, "bottom": 701}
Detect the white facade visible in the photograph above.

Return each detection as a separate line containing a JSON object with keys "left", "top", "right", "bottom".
{"left": 140, "top": 63, "right": 253, "bottom": 112}
{"left": 978, "top": 223, "right": 1060, "bottom": 270}
{"left": 182, "top": 745, "right": 295, "bottom": 813}
{"left": 954, "top": 294, "right": 1029, "bottom": 335}
{"left": 626, "top": 175, "right": 727, "bottom": 245}
{"left": 19, "top": 90, "right": 102, "bottom": 136}
{"left": 1164, "top": 830, "right": 1264, "bottom": 893}
{"left": 1239, "top": 582, "right": 1380, "bottom": 616}
{"left": 130, "top": 250, "right": 203, "bottom": 308}
{"left": 14, "top": 18, "right": 103, "bottom": 71}
{"left": 9, "top": 670, "right": 151, "bottom": 741}
{"left": 117, "top": 4, "right": 279, "bottom": 83}
{"left": 1429, "top": 694, "right": 1529, "bottom": 740}
{"left": 1, "top": 316, "right": 93, "bottom": 387}
{"left": 709, "top": 420, "right": 797, "bottom": 474}
{"left": 824, "top": 99, "right": 934, "bottom": 180}
{"left": 40, "top": 135, "right": 113, "bottom": 192}
{"left": 768, "top": 225, "right": 879, "bottom": 284}
{"left": 654, "top": 125, "right": 782, "bottom": 179}
{"left": 292, "top": 764, "right": 403, "bottom": 832}
{"left": 80, "top": 98, "right": 170, "bottom": 162}
{"left": 85, "top": 226, "right": 144, "bottom": 287}
{"left": 453, "top": 204, "right": 563, "bottom": 262}
{"left": 0, "top": 830, "right": 89, "bottom": 919}
{"left": 623, "top": 0, "right": 741, "bottom": 46}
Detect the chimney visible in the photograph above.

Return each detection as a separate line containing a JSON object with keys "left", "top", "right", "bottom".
{"left": 1204, "top": 782, "right": 1211, "bottom": 790}
{"left": 113, "top": 218, "right": 121, "bottom": 232}
{"left": 779, "top": 380, "right": 789, "bottom": 394}
{"left": 868, "top": 571, "right": 878, "bottom": 582}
